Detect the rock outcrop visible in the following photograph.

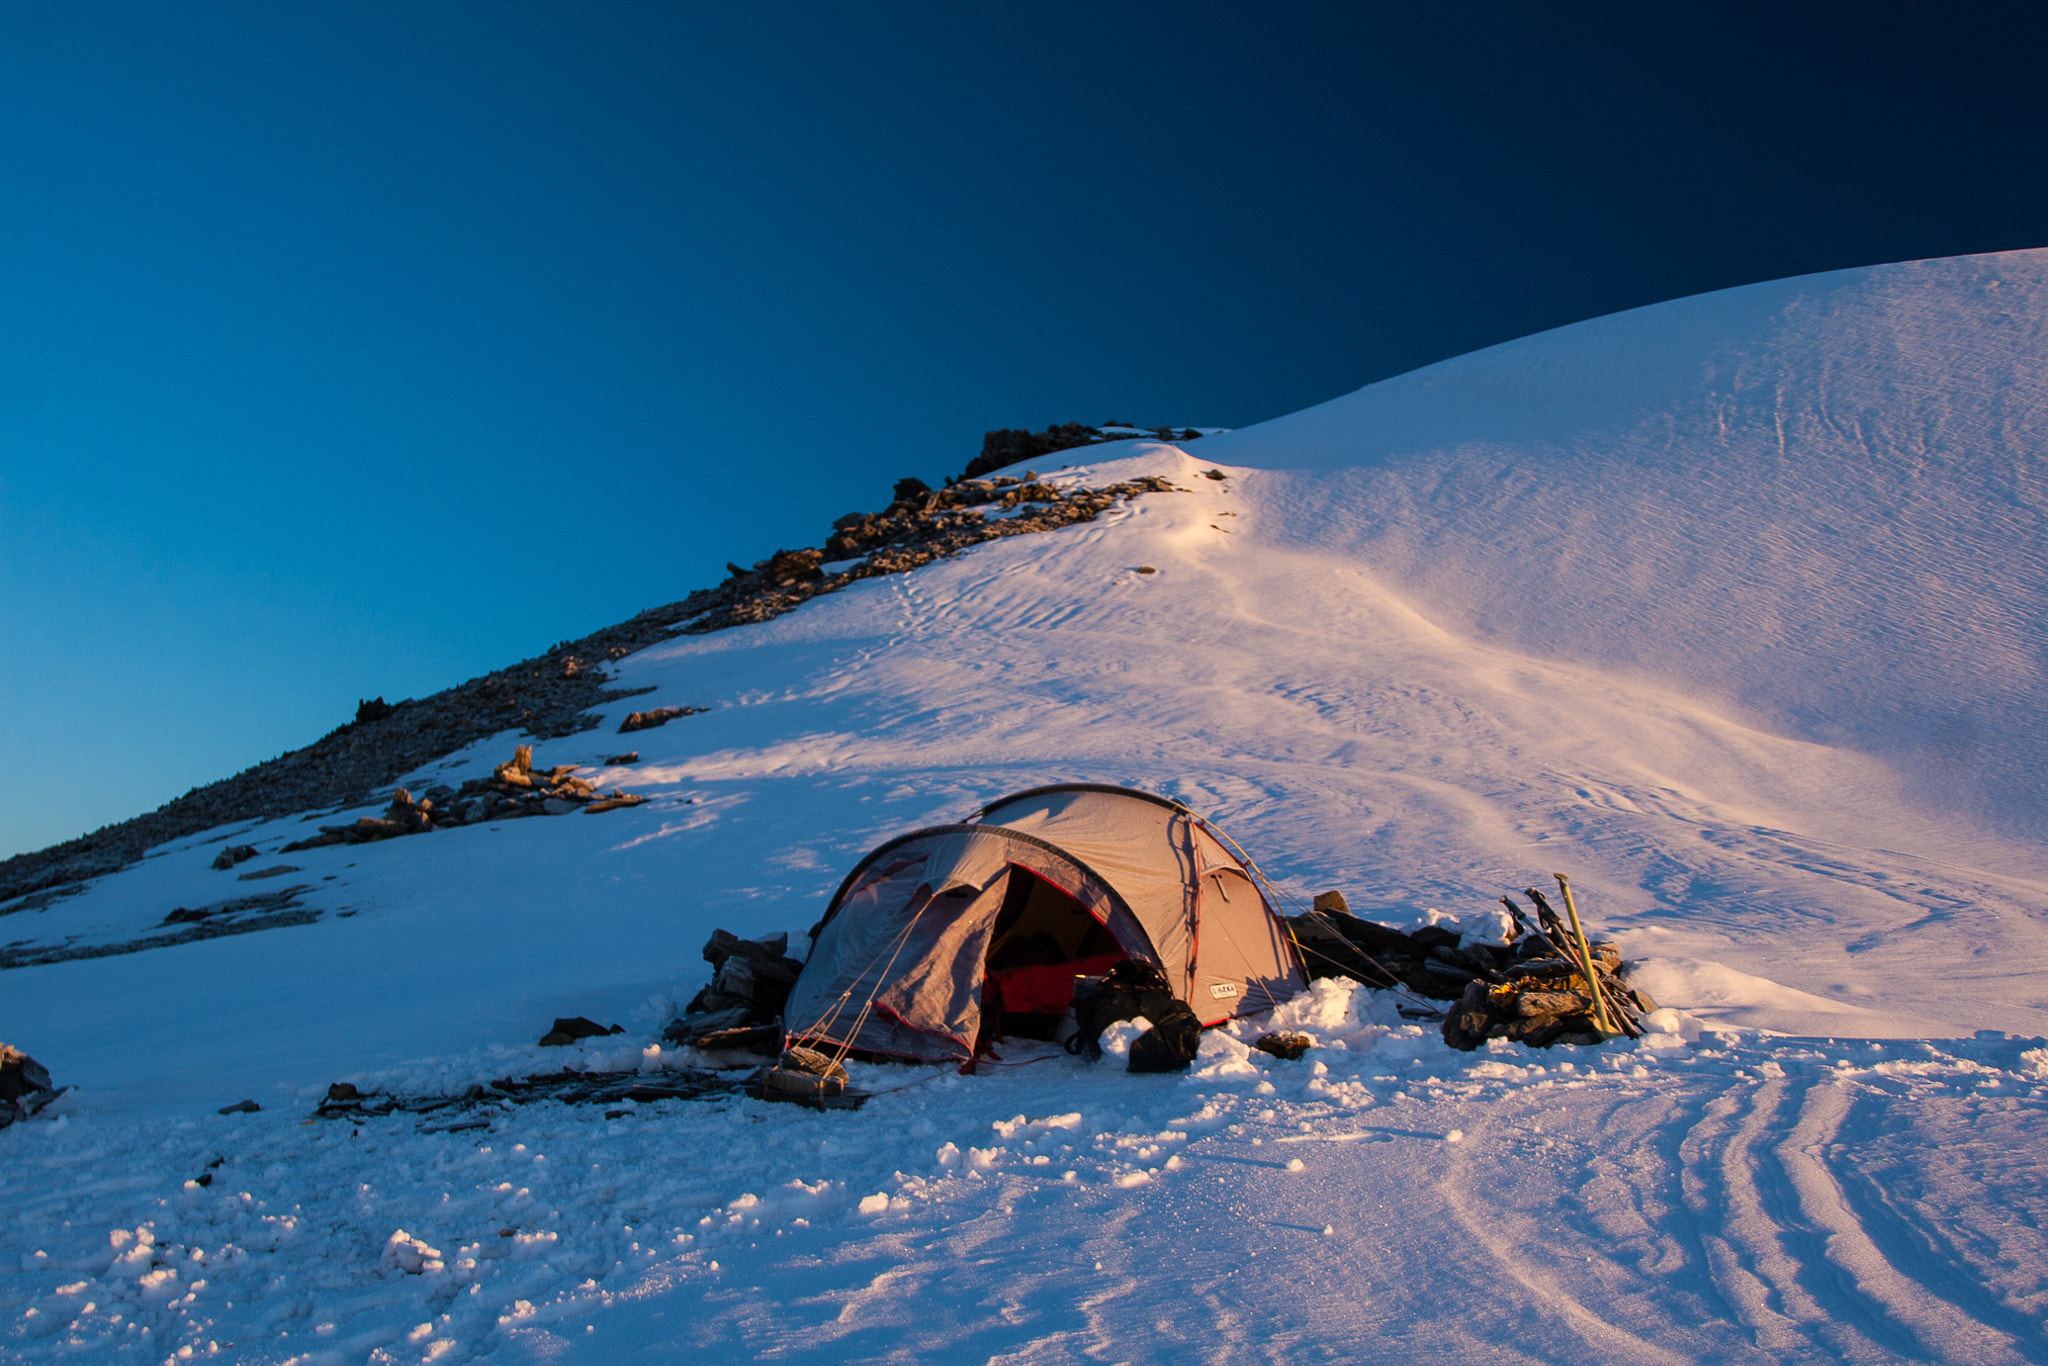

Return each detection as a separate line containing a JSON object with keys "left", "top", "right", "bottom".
{"left": 0, "top": 448, "right": 1186, "bottom": 908}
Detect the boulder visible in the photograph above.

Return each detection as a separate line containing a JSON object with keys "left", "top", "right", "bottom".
{"left": 620, "top": 706, "right": 705, "bottom": 734}
{"left": 692, "top": 1023, "right": 783, "bottom": 1055}
{"left": 1253, "top": 1031, "right": 1314, "bottom": 1060}
{"left": 663, "top": 1006, "right": 754, "bottom": 1045}
{"left": 0, "top": 1044, "right": 57, "bottom": 1127}
{"left": 778, "top": 1045, "right": 847, "bottom": 1082}
{"left": 538, "top": 1016, "right": 625, "bottom": 1047}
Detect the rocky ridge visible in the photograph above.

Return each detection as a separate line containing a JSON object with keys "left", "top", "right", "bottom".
{"left": 0, "top": 440, "right": 1190, "bottom": 908}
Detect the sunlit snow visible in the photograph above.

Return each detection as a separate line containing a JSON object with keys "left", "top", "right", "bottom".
{"left": 3, "top": 250, "right": 2045, "bottom": 1363}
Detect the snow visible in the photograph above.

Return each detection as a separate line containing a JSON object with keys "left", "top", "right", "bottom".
{"left": 4, "top": 249, "right": 2047, "bottom": 1361}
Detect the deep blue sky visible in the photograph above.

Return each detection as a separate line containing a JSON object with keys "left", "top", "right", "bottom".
{"left": 4, "top": 2, "right": 2045, "bottom": 859}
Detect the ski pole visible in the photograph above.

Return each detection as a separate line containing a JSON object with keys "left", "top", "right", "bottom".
{"left": 1525, "top": 885, "right": 1620, "bottom": 1039}
{"left": 1553, "top": 873, "right": 1628, "bottom": 1038}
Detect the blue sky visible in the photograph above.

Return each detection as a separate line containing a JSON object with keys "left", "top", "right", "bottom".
{"left": 3, "top": 1, "right": 2044, "bottom": 859}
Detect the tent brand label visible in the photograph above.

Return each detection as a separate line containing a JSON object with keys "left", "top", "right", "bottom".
{"left": 1208, "top": 983, "right": 1241, "bottom": 999}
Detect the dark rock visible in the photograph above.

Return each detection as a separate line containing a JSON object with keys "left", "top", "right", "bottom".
{"left": 211, "top": 845, "right": 258, "bottom": 871}
{"left": 756, "top": 548, "right": 824, "bottom": 587}
{"left": 702, "top": 928, "right": 794, "bottom": 967}
{"left": 620, "top": 706, "right": 706, "bottom": 734}
{"left": 217, "top": 1099, "right": 261, "bottom": 1114}
{"left": 1, "top": 1044, "right": 56, "bottom": 1120}
{"left": 1506, "top": 960, "right": 1582, "bottom": 982}
{"left": 1430, "top": 944, "right": 1492, "bottom": 973}
{"left": 663, "top": 1007, "right": 754, "bottom": 1045}
{"left": 1444, "top": 1009, "right": 1494, "bottom": 1051}
{"left": 1252, "top": 1031, "right": 1313, "bottom": 1060}
{"left": 961, "top": 422, "right": 1105, "bottom": 481}
{"left": 355, "top": 697, "right": 395, "bottom": 725}
{"left": 1516, "top": 990, "right": 1591, "bottom": 1019}
{"left": 712, "top": 956, "right": 758, "bottom": 1002}
{"left": 326, "top": 1082, "right": 362, "bottom": 1102}
{"left": 1306, "top": 909, "right": 1418, "bottom": 959}
{"left": 778, "top": 1044, "right": 847, "bottom": 1081}
{"left": 539, "top": 1016, "right": 625, "bottom": 1047}
{"left": 692, "top": 1023, "right": 783, "bottom": 1055}
{"left": 602, "top": 752, "right": 639, "bottom": 765}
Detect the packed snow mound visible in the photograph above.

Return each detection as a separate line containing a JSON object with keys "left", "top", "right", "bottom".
{"left": 1204, "top": 249, "right": 2048, "bottom": 837}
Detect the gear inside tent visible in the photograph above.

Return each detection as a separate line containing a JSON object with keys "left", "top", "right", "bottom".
{"left": 784, "top": 785, "right": 1307, "bottom": 1063}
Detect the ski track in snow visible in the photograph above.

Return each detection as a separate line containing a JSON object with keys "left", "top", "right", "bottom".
{"left": 5, "top": 991, "right": 2046, "bottom": 1363}
{"left": 6, "top": 250, "right": 2048, "bottom": 1361}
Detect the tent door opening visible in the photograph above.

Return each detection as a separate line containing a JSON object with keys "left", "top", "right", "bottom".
{"left": 981, "top": 867, "right": 1126, "bottom": 1041}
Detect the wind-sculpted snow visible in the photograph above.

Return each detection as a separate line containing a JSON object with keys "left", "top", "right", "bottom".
{"left": 1203, "top": 249, "right": 2048, "bottom": 839}
{"left": 4, "top": 253, "right": 2047, "bottom": 1361}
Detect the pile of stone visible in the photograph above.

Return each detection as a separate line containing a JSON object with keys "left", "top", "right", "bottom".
{"left": 661, "top": 929, "right": 806, "bottom": 1056}
{"left": 1288, "top": 891, "right": 1523, "bottom": 1002}
{"left": 1288, "top": 884, "right": 1657, "bottom": 1051}
{"left": 684, "top": 471, "right": 1182, "bottom": 633}
{"left": 279, "top": 744, "right": 645, "bottom": 853}
{"left": 1439, "top": 943, "right": 1656, "bottom": 1051}
{"left": 1, "top": 1043, "right": 61, "bottom": 1128}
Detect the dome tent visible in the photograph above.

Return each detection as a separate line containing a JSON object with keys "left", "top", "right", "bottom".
{"left": 784, "top": 785, "right": 1307, "bottom": 1063}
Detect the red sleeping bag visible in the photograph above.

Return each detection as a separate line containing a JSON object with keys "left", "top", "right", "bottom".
{"left": 988, "top": 953, "right": 1128, "bottom": 1016}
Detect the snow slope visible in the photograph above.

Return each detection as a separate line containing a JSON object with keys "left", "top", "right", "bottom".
{"left": 1202, "top": 248, "right": 2048, "bottom": 841}
{"left": 2, "top": 251, "right": 2045, "bottom": 1363}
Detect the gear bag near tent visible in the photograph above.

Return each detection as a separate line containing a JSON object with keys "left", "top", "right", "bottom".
{"left": 784, "top": 784, "right": 1308, "bottom": 1063}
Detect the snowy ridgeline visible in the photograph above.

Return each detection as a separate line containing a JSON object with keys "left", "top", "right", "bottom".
{"left": 3, "top": 250, "right": 2047, "bottom": 1360}
{"left": 6, "top": 981, "right": 2046, "bottom": 1363}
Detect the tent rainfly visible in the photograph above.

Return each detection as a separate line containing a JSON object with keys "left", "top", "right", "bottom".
{"left": 784, "top": 784, "right": 1307, "bottom": 1063}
